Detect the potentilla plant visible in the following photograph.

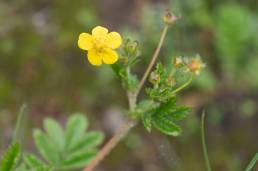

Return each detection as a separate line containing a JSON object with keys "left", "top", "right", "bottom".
{"left": 0, "top": 10, "right": 208, "bottom": 171}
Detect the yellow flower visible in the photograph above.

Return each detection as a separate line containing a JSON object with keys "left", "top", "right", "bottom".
{"left": 78, "top": 26, "right": 122, "bottom": 66}
{"left": 187, "top": 58, "right": 205, "bottom": 75}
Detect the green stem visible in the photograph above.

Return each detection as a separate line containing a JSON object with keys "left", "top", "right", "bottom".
{"left": 201, "top": 111, "right": 212, "bottom": 171}
{"left": 171, "top": 76, "right": 193, "bottom": 95}
{"left": 135, "top": 25, "right": 169, "bottom": 99}
{"left": 12, "top": 104, "right": 27, "bottom": 144}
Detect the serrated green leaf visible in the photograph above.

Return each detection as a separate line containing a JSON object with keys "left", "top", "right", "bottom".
{"left": 70, "top": 131, "right": 103, "bottom": 152}
{"left": 0, "top": 143, "right": 20, "bottom": 171}
{"left": 23, "top": 153, "right": 47, "bottom": 169}
{"left": 33, "top": 129, "right": 60, "bottom": 165}
{"left": 171, "top": 106, "right": 191, "bottom": 121}
{"left": 151, "top": 98, "right": 189, "bottom": 136}
{"left": 153, "top": 115, "right": 181, "bottom": 136}
{"left": 43, "top": 118, "right": 64, "bottom": 152}
{"left": 65, "top": 113, "right": 88, "bottom": 150}
{"left": 167, "top": 106, "right": 191, "bottom": 121}
{"left": 155, "top": 98, "right": 177, "bottom": 114}
{"left": 59, "top": 150, "right": 96, "bottom": 170}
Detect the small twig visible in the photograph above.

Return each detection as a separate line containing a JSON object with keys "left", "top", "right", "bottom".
{"left": 201, "top": 111, "right": 212, "bottom": 171}
{"left": 83, "top": 120, "right": 137, "bottom": 171}
{"left": 135, "top": 25, "right": 169, "bottom": 99}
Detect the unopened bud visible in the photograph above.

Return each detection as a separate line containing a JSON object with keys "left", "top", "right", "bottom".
{"left": 124, "top": 40, "right": 139, "bottom": 57}
{"left": 163, "top": 10, "right": 178, "bottom": 25}
{"left": 173, "top": 56, "right": 183, "bottom": 68}
{"left": 149, "top": 72, "right": 160, "bottom": 85}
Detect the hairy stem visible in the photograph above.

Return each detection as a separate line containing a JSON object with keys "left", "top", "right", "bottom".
{"left": 83, "top": 120, "right": 137, "bottom": 171}
{"left": 201, "top": 111, "right": 212, "bottom": 171}
{"left": 135, "top": 25, "right": 169, "bottom": 99}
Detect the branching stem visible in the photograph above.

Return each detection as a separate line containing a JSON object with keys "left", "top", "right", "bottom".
{"left": 135, "top": 25, "right": 169, "bottom": 99}
{"left": 83, "top": 25, "right": 169, "bottom": 171}
{"left": 83, "top": 120, "right": 137, "bottom": 171}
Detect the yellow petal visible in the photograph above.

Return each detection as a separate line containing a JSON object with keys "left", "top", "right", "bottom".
{"left": 106, "top": 32, "right": 122, "bottom": 49}
{"left": 92, "top": 26, "right": 108, "bottom": 38}
{"left": 78, "top": 33, "right": 93, "bottom": 50}
{"left": 87, "top": 49, "right": 102, "bottom": 66}
{"left": 100, "top": 48, "right": 119, "bottom": 64}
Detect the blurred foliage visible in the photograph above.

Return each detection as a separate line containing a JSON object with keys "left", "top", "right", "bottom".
{"left": 32, "top": 113, "right": 103, "bottom": 170}
{"left": 1, "top": 114, "right": 103, "bottom": 171}
{"left": 0, "top": 0, "right": 258, "bottom": 171}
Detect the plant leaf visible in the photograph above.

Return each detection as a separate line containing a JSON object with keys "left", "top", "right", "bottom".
{"left": 70, "top": 131, "right": 103, "bottom": 152}
{"left": 151, "top": 98, "right": 190, "bottom": 136}
{"left": 33, "top": 129, "right": 60, "bottom": 165}
{"left": 23, "top": 153, "right": 51, "bottom": 170}
{"left": 0, "top": 143, "right": 20, "bottom": 171}
{"left": 65, "top": 113, "right": 88, "bottom": 150}
{"left": 43, "top": 118, "right": 65, "bottom": 152}
{"left": 245, "top": 152, "right": 258, "bottom": 171}
{"left": 32, "top": 113, "right": 103, "bottom": 170}
{"left": 59, "top": 150, "right": 96, "bottom": 170}
{"left": 166, "top": 106, "right": 191, "bottom": 121}
{"left": 153, "top": 114, "right": 181, "bottom": 136}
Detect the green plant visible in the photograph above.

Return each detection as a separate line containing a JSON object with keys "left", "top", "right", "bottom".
{"left": 245, "top": 153, "right": 258, "bottom": 171}
{"left": 0, "top": 143, "right": 20, "bottom": 171}
{"left": 32, "top": 114, "right": 103, "bottom": 170}
{"left": 0, "top": 9, "right": 205, "bottom": 171}
{"left": 80, "top": 10, "right": 206, "bottom": 170}
{"left": 0, "top": 112, "right": 103, "bottom": 171}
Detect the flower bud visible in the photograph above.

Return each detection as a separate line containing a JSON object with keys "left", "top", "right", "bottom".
{"left": 163, "top": 10, "right": 178, "bottom": 25}
{"left": 124, "top": 40, "right": 139, "bottom": 57}
{"left": 149, "top": 72, "right": 160, "bottom": 85}
{"left": 173, "top": 56, "right": 183, "bottom": 68}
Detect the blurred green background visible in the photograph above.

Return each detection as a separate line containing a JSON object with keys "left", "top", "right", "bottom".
{"left": 0, "top": 0, "right": 258, "bottom": 170}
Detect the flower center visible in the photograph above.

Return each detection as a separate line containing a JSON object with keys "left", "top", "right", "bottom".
{"left": 93, "top": 37, "right": 107, "bottom": 52}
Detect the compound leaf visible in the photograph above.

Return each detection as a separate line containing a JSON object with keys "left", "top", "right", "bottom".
{"left": 0, "top": 143, "right": 20, "bottom": 171}
{"left": 65, "top": 113, "right": 88, "bottom": 150}
{"left": 60, "top": 149, "right": 96, "bottom": 170}
{"left": 43, "top": 118, "right": 65, "bottom": 152}
{"left": 33, "top": 130, "right": 60, "bottom": 165}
